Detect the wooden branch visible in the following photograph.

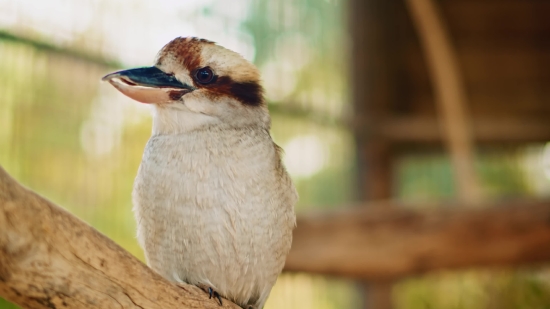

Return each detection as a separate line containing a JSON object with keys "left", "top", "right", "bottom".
{"left": 285, "top": 200, "right": 550, "bottom": 280}
{"left": 0, "top": 166, "right": 240, "bottom": 309}
{"left": 0, "top": 30, "right": 121, "bottom": 68}
{"left": 405, "top": 0, "right": 483, "bottom": 204}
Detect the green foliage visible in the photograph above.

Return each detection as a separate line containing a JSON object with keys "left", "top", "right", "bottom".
{"left": 396, "top": 270, "right": 550, "bottom": 309}
{"left": 0, "top": 298, "right": 19, "bottom": 309}
{"left": 396, "top": 150, "right": 534, "bottom": 203}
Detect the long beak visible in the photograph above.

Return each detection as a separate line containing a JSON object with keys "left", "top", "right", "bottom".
{"left": 102, "top": 66, "right": 195, "bottom": 104}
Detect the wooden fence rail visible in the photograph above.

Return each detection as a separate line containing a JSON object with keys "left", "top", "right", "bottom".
{"left": 285, "top": 200, "right": 550, "bottom": 279}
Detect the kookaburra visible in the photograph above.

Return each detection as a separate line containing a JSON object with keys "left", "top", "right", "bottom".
{"left": 102, "top": 37, "right": 297, "bottom": 309}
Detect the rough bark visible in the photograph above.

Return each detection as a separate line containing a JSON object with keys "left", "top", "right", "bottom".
{"left": 0, "top": 166, "right": 240, "bottom": 309}
{"left": 285, "top": 200, "right": 550, "bottom": 280}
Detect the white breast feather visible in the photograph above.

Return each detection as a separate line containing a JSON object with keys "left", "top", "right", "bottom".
{"left": 133, "top": 125, "right": 297, "bottom": 308}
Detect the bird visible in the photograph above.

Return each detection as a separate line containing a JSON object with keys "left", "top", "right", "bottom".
{"left": 102, "top": 37, "right": 297, "bottom": 309}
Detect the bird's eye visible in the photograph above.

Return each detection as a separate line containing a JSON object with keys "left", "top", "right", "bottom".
{"left": 195, "top": 67, "right": 215, "bottom": 84}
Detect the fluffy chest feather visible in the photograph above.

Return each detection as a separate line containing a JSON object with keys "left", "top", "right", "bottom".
{"left": 132, "top": 126, "right": 296, "bottom": 308}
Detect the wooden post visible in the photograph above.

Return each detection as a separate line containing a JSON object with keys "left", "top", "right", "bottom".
{"left": 349, "top": 0, "right": 395, "bottom": 307}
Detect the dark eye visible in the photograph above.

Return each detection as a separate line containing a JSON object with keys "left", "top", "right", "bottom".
{"left": 195, "top": 67, "right": 215, "bottom": 84}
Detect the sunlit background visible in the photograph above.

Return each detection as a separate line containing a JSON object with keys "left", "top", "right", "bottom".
{"left": 1, "top": 0, "right": 550, "bottom": 308}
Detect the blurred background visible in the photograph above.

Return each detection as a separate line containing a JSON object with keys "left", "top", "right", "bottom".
{"left": 1, "top": 0, "right": 550, "bottom": 308}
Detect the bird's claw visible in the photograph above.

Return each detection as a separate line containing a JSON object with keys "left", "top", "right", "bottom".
{"left": 195, "top": 283, "right": 223, "bottom": 306}
{"left": 208, "top": 287, "right": 223, "bottom": 306}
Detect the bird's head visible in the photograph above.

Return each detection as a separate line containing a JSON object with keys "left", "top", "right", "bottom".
{"left": 103, "top": 37, "right": 269, "bottom": 134}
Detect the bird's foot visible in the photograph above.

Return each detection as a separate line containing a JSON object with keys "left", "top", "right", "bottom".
{"left": 196, "top": 283, "right": 223, "bottom": 306}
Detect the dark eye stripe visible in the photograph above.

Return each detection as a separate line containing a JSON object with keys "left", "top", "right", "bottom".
{"left": 230, "top": 81, "right": 263, "bottom": 106}
{"left": 198, "top": 75, "right": 264, "bottom": 106}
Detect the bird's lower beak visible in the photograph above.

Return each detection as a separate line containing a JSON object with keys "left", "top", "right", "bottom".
{"left": 102, "top": 66, "right": 195, "bottom": 104}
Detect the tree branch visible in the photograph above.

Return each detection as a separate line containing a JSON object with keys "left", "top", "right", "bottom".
{"left": 0, "top": 166, "right": 241, "bottom": 309}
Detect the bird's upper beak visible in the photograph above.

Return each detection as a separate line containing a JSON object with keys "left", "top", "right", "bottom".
{"left": 102, "top": 66, "right": 195, "bottom": 104}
